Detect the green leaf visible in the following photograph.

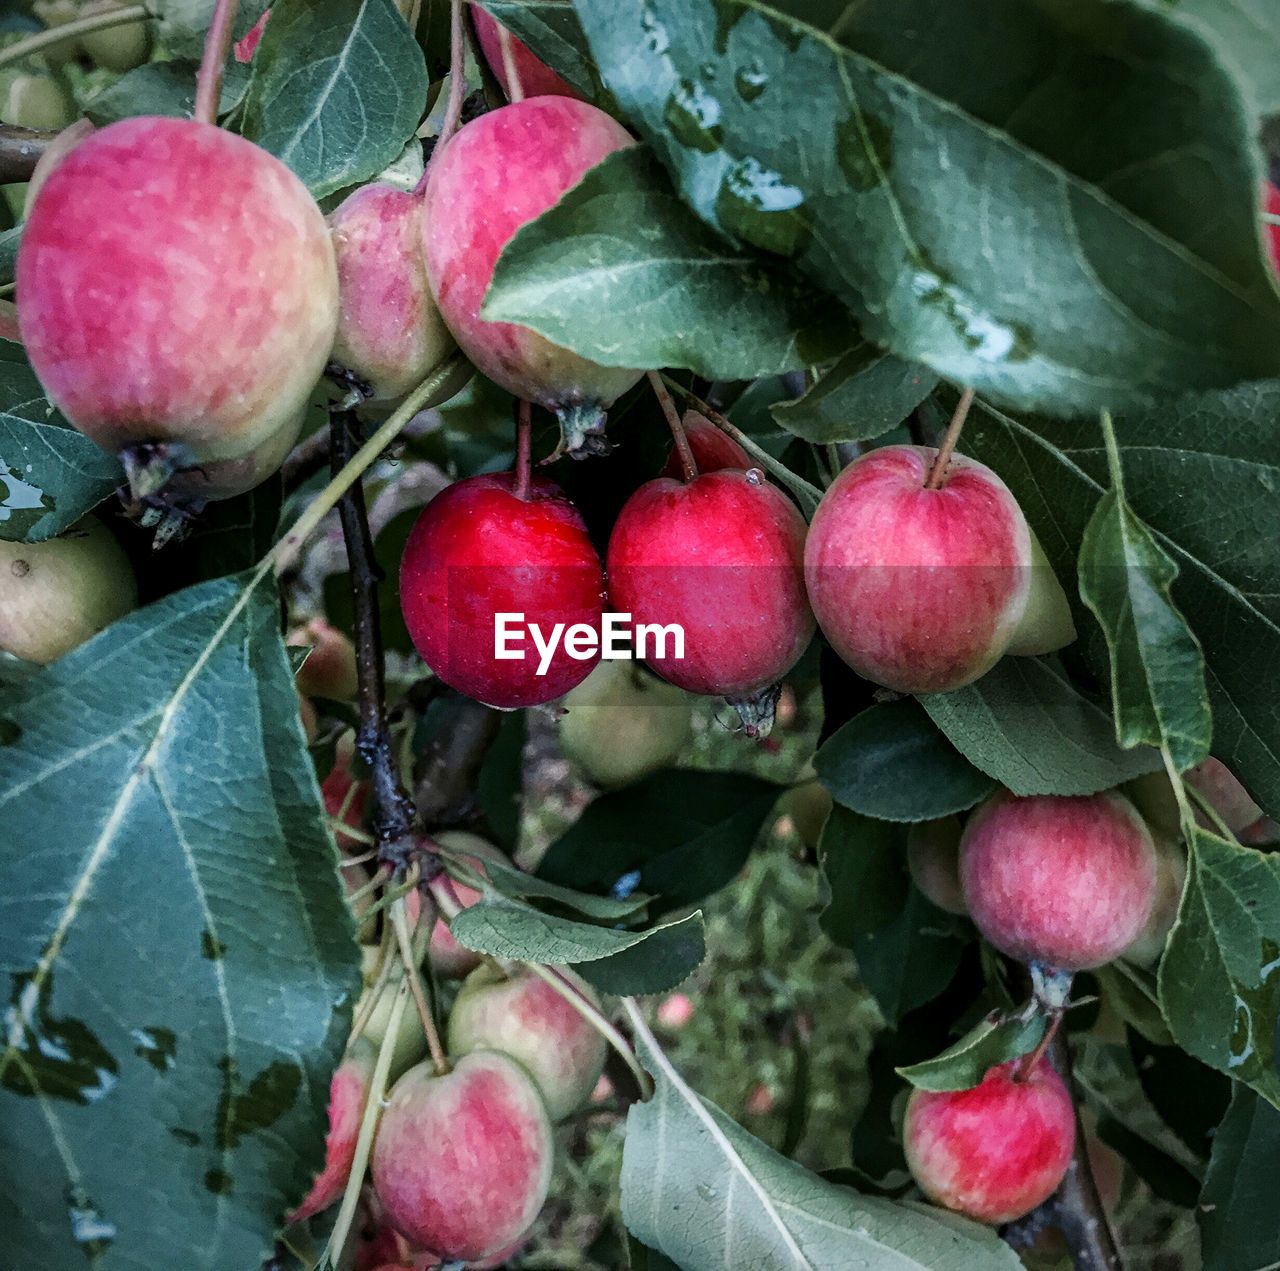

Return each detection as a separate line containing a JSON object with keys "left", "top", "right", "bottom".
{"left": 537, "top": 770, "right": 783, "bottom": 914}
{"left": 84, "top": 58, "right": 252, "bottom": 126}
{"left": 897, "top": 1008, "right": 1044, "bottom": 1092}
{"left": 448, "top": 899, "right": 705, "bottom": 994}
{"left": 620, "top": 1020, "right": 1020, "bottom": 1269}
{"left": 450, "top": 851, "right": 648, "bottom": 922}
{"left": 816, "top": 699, "right": 994, "bottom": 822}
{"left": 484, "top": 147, "right": 856, "bottom": 380}
{"left": 1094, "top": 962, "right": 1173, "bottom": 1047}
{"left": 575, "top": 0, "right": 1280, "bottom": 413}
{"left": 1078, "top": 443, "right": 1211, "bottom": 772}
{"left": 475, "top": 0, "right": 611, "bottom": 106}
{"left": 241, "top": 0, "right": 428, "bottom": 198}
{"left": 0, "top": 574, "right": 359, "bottom": 1269}
{"left": 920, "top": 658, "right": 1163, "bottom": 796}
{"left": 1159, "top": 828, "right": 1280, "bottom": 1105}
{"left": 1198, "top": 1086, "right": 1280, "bottom": 1271}
{"left": 153, "top": 0, "right": 271, "bottom": 59}
{"left": 1154, "top": 0, "right": 1280, "bottom": 118}
{"left": 961, "top": 386, "right": 1280, "bottom": 815}
{"left": 772, "top": 343, "right": 938, "bottom": 444}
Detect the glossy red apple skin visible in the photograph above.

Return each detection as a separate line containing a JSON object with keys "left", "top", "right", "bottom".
{"left": 606, "top": 470, "right": 814, "bottom": 702}
{"left": 660, "top": 412, "right": 752, "bottom": 479}
{"left": 448, "top": 965, "right": 607, "bottom": 1120}
{"left": 329, "top": 183, "right": 455, "bottom": 403}
{"left": 289, "top": 1038, "right": 377, "bottom": 1223}
{"left": 371, "top": 1052, "right": 553, "bottom": 1262}
{"left": 471, "top": 8, "right": 581, "bottom": 100}
{"left": 422, "top": 98, "right": 641, "bottom": 444}
{"left": 805, "top": 445, "right": 1042, "bottom": 694}
{"left": 960, "top": 790, "right": 1158, "bottom": 971}
{"left": 18, "top": 117, "right": 338, "bottom": 465}
{"left": 1266, "top": 182, "right": 1280, "bottom": 275}
{"left": 400, "top": 472, "right": 604, "bottom": 708}
{"left": 904, "top": 1057, "right": 1076, "bottom": 1225}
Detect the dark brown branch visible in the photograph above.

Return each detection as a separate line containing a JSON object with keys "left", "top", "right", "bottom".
{"left": 0, "top": 124, "right": 55, "bottom": 184}
{"left": 331, "top": 409, "right": 418, "bottom": 868}
{"left": 412, "top": 692, "right": 502, "bottom": 827}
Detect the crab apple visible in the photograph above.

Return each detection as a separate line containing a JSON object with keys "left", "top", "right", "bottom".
{"left": 1123, "top": 833, "right": 1187, "bottom": 967}
{"left": 606, "top": 469, "right": 814, "bottom": 734}
{"left": 448, "top": 964, "right": 608, "bottom": 1121}
{"left": 779, "top": 780, "right": 832, "bottom": 850}
{"left": 23, "top": 118, "right": 94, "bottom": 218}
{"left": 660, "top": 411, "right": 751, "bottom": 479}
{"left": 357, "top": 953, "right": 429, "bottom": 1080}
{"left": 371, "top": 1051, "right": 554, "bottom": 1262}
{"left": 18, "top": 117, "right": 338, "bottom": 483}
{"left": 429, "top": 831, "right": 507, "bottom": 979}
{"left": 289, "top": 1037, "right": 377, "bottom": 1223}
{"left": 422, "top": 97, "right": 641, "bottom": 455}
{"left": 1127, "top": 757, "right": 1263, "bottom": 839}
{"left": 960, "top": 790, "right": 1158, "bottom": 971}
{"left": 904, "top": 1056, "right": 1076, "bottom": 1225}
{"left": 471, "top": 7, "right": 580, "bottom": 100}
{"left": 78, "top": 1, "right": 152, "bottom": 72}
{"left": 0, "top": 519, "right": 136, "bottom": 664}
{"left": 0, "top": 69, "right": 76, "bottom": 132}
{"left": 329, "top": 183, "right": 455, "bottom": 403}
{"left": 907, "top": 816, "right": 967, "bottom": 915}
{"left": 289, "top": 617, "right": 360, "bottom": 702}
{"left": 162, "top": 404, "right": 305, "bottom": 507}
{"left": 804, "top": 445, "right": 1075, "bottom": 694}
{"left": 558, "top": 659, "right": 693, "bottom": 787}
{"left": 1267, "top": 183, "right": 1280, "bottom": 275}
{"left": 400, "top": 472, "right": 605, "bottom": 708}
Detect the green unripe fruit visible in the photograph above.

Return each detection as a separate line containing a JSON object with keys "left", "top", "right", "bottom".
{"left": 559, "top": 659, "right": 693, "bottom": 787}
{"left": 78, "top": 1, "right": 151, "bottom": 72}
{"left": 356, "top": 947, "right": 427, "bottom": 1081}
{"left": 780, "top": 780, "right": 832, "bottom": 850}
{"left": 0, "top": 519, "right": 137, "bottom": 664}
{"left": 0, "top": 69, "right": 75, "bottom": 131}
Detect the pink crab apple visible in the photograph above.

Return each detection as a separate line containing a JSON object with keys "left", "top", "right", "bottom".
{"left": 1123, "top": 832, "right": 1187, "bottom": 967}
{"left": 660, "top": 411, "right": 752, "bottom": 479}
{"left": 0, "top": 519, "right": 137, "bottom": 664}
{"left": 17, "top": 116, "right": 338, "bottom": 495}
{"left": 907, "top": 816, "right": 967, "bottom": 915}
{"left": 607, "top": 469, "right": 814, "bottom": 734}
{"left": 1267, "top": 183, "right": 1280, "bottom": 275}
{"left": 904, "top": 1056, "right": 1076, "bottom": 1225}
{"left": 289, "top": 1037, "right": 377, "bottom": 1223}
{"left": 329, "top": 183, "right": 456, "bottom": 403}
{"left": 371, "top": 1052, "right": 554, "bottom": 1262}
{"left": 422, "top": 97, "right": 642, "bottom": 456}
{"left": 448, "top": 964, "right": 608, "bottom": 1120}
{"left": 471, "top": 7, "right": 581, "bottom": 100}
{"left": 960, "top": 790, "right": 1158, "bottom": 971}
{"left": 399, "top": 472, "right": 605, "bottom": 708}
{"left": 804, "top": 445, "right": 1075, "bottom": 694}
{"left": 429, "top": 831, "right": 508, "bottom": 979}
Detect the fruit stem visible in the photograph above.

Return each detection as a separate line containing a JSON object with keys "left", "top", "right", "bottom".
{"left": 520, "top": 962, "right": 654, "bottom": 1099}
{"left": 1160, "top": 744, "right": 1206, "bottom": 845}
{"left": 194, "top": 0, "right": 240, "bottom": 126}
{"left": 925, "top": 386, "right": 975, "bottom": 489}
{"left": 436, "top": 0, "right": 468, "bottom": 152}
{"left": 497, "top": 20, "right": 526, "bottom": 102}
{"left": 1014, "top": 1008, "right": 1062, "bottom": 1083}
{"left": 648, "top": 370, "right": 698, "bottom": 482}
{"left": 323, "top": 977, "right": 412, "bottom": 1269}
{"left": 0, "top": 4, "right": 149, "bottom": 70}
{"left": 514, "top": 397, "right": 533, "bottom": 500}
{"left": 659, "top": 374, "right": 822, "bottom": 512}
{"left": 391, "top": 894, "right": 451, "bottom": 1075}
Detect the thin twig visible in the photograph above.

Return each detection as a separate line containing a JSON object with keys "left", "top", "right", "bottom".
{"left": 194, "top": 0, "right": 240, "bottom": 126}
{"left": 438, "top": 0, "right": 468, "bottom": 149}
{"left": 648, "top": 370, "right": 697, "bottom": 482}
{"left": 0, "top": 125, "right": 54, "bottom": 184}
{"left": 0, "top": 5, "right": 148, "bottom": 71}
{"left": 514, "top": 398, "right": 533, "bottom": 499}
{"left": 926, "top": 387, "right": 975, "bottom": 489}
{"left": 331, "top": 410, "right": 419, "bottom": 868}
{"left": 497, "top": 20, "right": 525, "bottom": 101}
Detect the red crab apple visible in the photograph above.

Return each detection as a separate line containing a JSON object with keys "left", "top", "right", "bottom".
{"left": 607, "top": 469, "right": 814, "bottom": 734}
{"left": 448, "top": 964, "right": 608, "bottom": 1120}
{"left": 904, "top": 1056, "right": 1076, "bottom": 1225}
{"left": 1267, "top": 183, "right": 1280, "bottom": 275}
{"left": 329, "top": 183, "right": 456, "bottom": 403}
{"left": 429, "top": 831, "right": 508, "bottom": 979}
{"left": 1123, "top": 832, "right": 1187, "bottom": 967}
{"left": 18, "top": 116, "right": 338, "bottom": 495}
{"left": 399, "top": 472, "right": 605, "bottom": 708}
{"left": 289, "top": 1037, "right": 377, "bottom": 1223}
{"left": 371, "top": 1052, "right": 554, "bottom": 1261}
{"left": 907, "top": 815, "right": 967, "bottom": 915}
{"left": 960, "top": 790, "right": 1158, "bottom": 971}
{"left": 558, "top": 659, "right": 693, "bottom": 787}
{"left": 804, "top": 445, "right": 1075, "bottom": 694}
{"left": 660, "top": 411, "right": 751, "bottom": 479}
{"left": 0, "top": 519, "right": 136, "bottom": 664}
{"left": 471, "top": 7, "right": 581, "bottom": 100}
{"left": 422, "top": 97, "right": 642, "bottom": 456}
